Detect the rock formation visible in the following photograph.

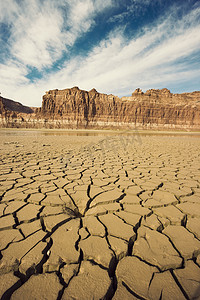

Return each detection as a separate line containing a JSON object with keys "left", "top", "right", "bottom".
{"left": 0, "top": 96, "right": 35, "bottom": 128}
{"left": 1, "top": 87, "right": 200, "bottom": 129}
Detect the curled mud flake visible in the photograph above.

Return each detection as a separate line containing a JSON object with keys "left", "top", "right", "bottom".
{"left": 148, "top": 270, "right": 186, "bottom": 300}
{"left": 99, "top": 213, "right": 135, "bottom": 242}
{"left": 0, "top": 230, "right": 46, "bottom": 274}
{"left": 173, "top": 260, "right": 200, "bottom": 300}
{"left": 17, "top": 204, "right": 42, "bottom": 224}
{"left": 60, "top": 263, "right": 79, "bottom": 286}
{"left": 141, "top": 214, "right": 163, "bottom": 231}
{"left": 115, "top": 211, "right": 142, "bottom": 228}
{"left": 196, "top": 254, "right": 200, "bottom": 267}
{"left": 85, "top": 203, "right": 120, "bottom": 216}
{"left": 10, "top": 273, "right": 63, "bottom": 300}
{"left": 82, "top": 216, "right": 105, "bottom": 237}
{"left": 19, "top": 240, "right": 48, "bottom": 276}
{"left": 40, "top": 206, "right": 64, "bottom": 217}
{"left": 0, "top": 272, "right": 21, "bottom": 299}
{"left": 153, "top": 205, "right": 186, "bottom": 226}
{"left": 43, "top": 214, "right": 71, "bottom": 232}
{"left": 132, "top": 226, "right": 182, "bottom": 271}
{"left": 90, "top": 189, "right": 125, "bottom": 207}
{"left": 62, "top": 261, "right": 112, "bottom": 299}
{"left": 79, "top": 235, "right": 114, "bottom": 269}
{"left": 108, "top": 235, "right": 128, "bottom": 260}
{"left": 112, "top": 281, "right": 138, "bottom": 300}
{"left": 43, "top": 219, "right": 80, "bottom": 272}
{"left": 0, "top": 229, "right": 22, "bottom": 250}
{"left": 163, "top": 225, "right": 200, "bottom": 259}
{"left": 176, "top": 202, "right": 200, "bottom": 218}
{"left": 0, "top": 215, "right": 15, "bottom": 231}
{"left": 115, "top": 256, "right": 158, "bottom": 299}
{"left": 18, "top": 220, "right": 42, "bottom": 237}
{"left": 27, "top": 193, "right": 45, "bottom": 204}
{"left": 123, "top": 204, "right": 151, "bottom": 217}
{"left": 2, "top": 190, "right": 27, "bottom": 202}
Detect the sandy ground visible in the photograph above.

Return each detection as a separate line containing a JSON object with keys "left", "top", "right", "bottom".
{"left": 0, "top": 129, "right": 200, "bottom": 299}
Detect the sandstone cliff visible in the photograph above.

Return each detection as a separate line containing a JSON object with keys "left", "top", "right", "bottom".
{"left": 36, "top": 87, "right": 200, "bottom": 129}
{"left": 0, "top": 87, "right": 200, "bottom": 130}
{"left": 0, "top": 96, "right": 36, "bottom": 128}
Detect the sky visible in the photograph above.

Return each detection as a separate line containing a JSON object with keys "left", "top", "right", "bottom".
{"left": 0, "top": 0, "right": 200, "bottom": 107}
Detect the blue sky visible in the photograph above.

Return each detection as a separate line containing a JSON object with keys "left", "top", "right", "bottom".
{"left": 0, "top": 0, "right": 200, "bottom": 107}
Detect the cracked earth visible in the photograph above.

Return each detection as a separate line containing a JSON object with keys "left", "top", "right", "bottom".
{"left": 0, "top": 130, "right": 200, "bottom": 300}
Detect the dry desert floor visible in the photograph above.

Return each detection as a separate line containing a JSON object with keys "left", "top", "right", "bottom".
{"left": 0, "top": 129, "right": 200, "bottom": 299}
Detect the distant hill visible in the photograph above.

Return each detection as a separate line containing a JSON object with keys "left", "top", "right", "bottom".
{"left": 0, "top": 97, "right": 34, "bottom": 114}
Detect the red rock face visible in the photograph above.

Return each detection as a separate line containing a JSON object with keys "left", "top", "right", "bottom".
{"left": 0, "top": 97, "right": 36, "bottom": 128}
{"left": 1, "top": 87, "right": 200, "bottom": 130}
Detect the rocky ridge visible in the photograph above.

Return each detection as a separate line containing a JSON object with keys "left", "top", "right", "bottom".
{"left": 1, "top": 87, "right": 200, "bottom": 129}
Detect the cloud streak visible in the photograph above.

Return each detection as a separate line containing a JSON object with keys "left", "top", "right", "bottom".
{"left": 41, "top": 6, "right": 200, "bottom": 95}
{"left": 108, "top": 0, "right": 154, "bottom": 23}
{"left": 0, "top": 1, "right": 200, "bottom": 106}
{"left": 0, "top": 0, "right": 113, "bottom": 69}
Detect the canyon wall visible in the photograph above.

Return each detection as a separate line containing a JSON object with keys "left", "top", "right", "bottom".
{"left": 0, "top": 96, "right": 37, "bottom": 128}
{"left": 1, "top": 87, "right": 200, "bottom": 130}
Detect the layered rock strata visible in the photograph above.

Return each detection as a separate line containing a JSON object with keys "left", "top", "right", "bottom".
{"left": 1, "top": 87, "right": 200, "bottom": 129}
{"left": 0, "top": 96, "right": 35, "bottom": 128}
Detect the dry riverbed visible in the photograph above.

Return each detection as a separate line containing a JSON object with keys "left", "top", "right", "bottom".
{"left": 0, "top": 129, "right": 200, "bottom": 299}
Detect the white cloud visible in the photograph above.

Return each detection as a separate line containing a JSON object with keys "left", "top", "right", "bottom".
{"left": 0, "top": 2, "right": 200, "bottom": 106}
{"left": 0, "top": 0, "right": 18, "bottom": 23}
{"left": 0, "top": 0, "right": 113, "bottom": 104}
{"left": 40, "top": 6, "right": 200, "bottom": 96}
{"left": 108, "top": 0, "right": 154, "bottom": 23}
{"left": 0, "top": 62, "right": 27, "bottom": 83}
{"left": 1, "top": 1, "right": 65, "bottom": 69}
{"left": 0, "top": 0, "right": 113, "bottom": 69}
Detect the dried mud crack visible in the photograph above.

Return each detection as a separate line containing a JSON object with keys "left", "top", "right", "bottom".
{"left": 0, "top": 132, "right": 200, "bottom": 299}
